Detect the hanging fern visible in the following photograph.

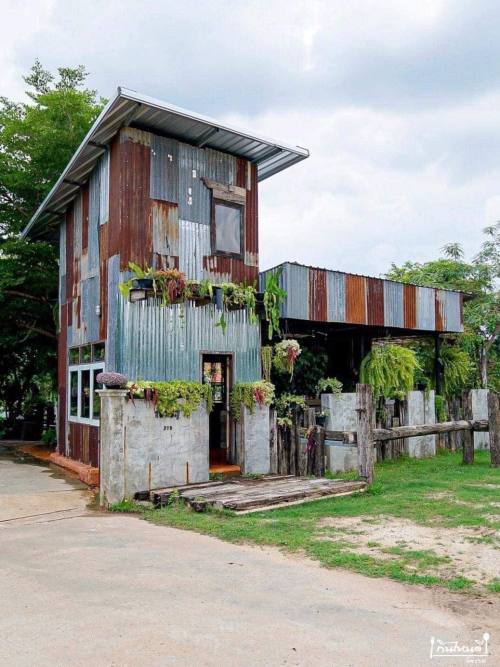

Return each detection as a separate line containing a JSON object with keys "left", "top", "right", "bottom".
{"left": 440, "top": 345, "right": 472, "bottom": 398}
{"left": 261, "top": 346, "right": 273, "bottom": 381}
{"left": 360, "top": 344, "right": 420, "bottom": 400}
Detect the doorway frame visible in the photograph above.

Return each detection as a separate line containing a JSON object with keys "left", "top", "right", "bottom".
{"left": 200, "top": 351, "right": 234, "bottom": 463}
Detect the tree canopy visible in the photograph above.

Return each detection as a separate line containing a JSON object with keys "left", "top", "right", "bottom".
{"left": 385, "top": 224, "right": 500, "bottom": 391}
{"left": 0, "top": 62, "right": 104, "bottom": 432}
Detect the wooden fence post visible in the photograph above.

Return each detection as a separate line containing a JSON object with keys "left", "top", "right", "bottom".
{"left": 462, "top": 390, "right": 474, "bottom": 465}
{"left": 269, "top": 409, "right": 278, "bottom": 474}
{"left": 488, "top": 392, "right": 500, "bottom": 468}
{"left": 356, "top": 384, "right": 375, "bottom": 484}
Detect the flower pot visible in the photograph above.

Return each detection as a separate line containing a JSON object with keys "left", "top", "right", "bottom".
{"left": 133, "top": 278, "right": 153, "bottom": 289}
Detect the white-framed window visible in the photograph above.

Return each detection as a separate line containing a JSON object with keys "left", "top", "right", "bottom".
{"left": 68, "top": 362, "right": 104, "bottom": 426}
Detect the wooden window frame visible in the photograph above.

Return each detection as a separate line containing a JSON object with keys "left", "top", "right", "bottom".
{"left": 211, "top": 197, "right": 245, "bottom": 260}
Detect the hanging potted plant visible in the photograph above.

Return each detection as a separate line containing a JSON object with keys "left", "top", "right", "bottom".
{"left": 154, "top": 268, "right": 187, "bottom": 305}
{"left": 273, "top": 339, "right": 301, "bottom": 378}
{"left": 187, "top": 279, "right": 213, "bottom": 306}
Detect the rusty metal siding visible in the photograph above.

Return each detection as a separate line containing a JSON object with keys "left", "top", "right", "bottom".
{"left": 416, "top": 286, "right": 436, "bottom": 330}
{"left": 81, "top": 187, "right": 89, "bottom": 254}
{"left": 108, "top": 135, "right": 122, "bottom": 257}
{"left": 99, "top": 223, "right": 108, "bottom": 341}
{"left": 178, "top": 143, "right": 210, "bottom": 224}
{"left": 346, "top": 274, "right": 366, "bottom": 324}
{"left": 309, "top": 268, "right": 327, "bottom": 321}
{"left": 57, "top": 303, "right": 68, "bottom": 455}
{"left": 205, "top": 147, "right": 236, "bottom": 185}
{"left": 178, "top": 219, "right": 211, "bottom": 280}
{"left": 404, "top": 283, "right": 417, "bottom": 329}
{"left": 106, "top": 254, "right": 120, "bottom": 371}
{"left": 282, "top": 263, "right": 309, "bottom": 320}
{"left": 203, "top": 256, "right": 258, "bottom": 285}
{"left": 435, "top": 289, "right": 445, "bottom": 332}
{"left": 88, "top": 166, "right": 100, "bottom": 277}
{"left": 81, "top": 276, "right": 100, "bottom": 343}
{"left": 119, "top": 137, "right": 152, "bottom": 269}
{"left": 326, "top": 271, "right": 346, "bottom": 322}
{"left": 59, "top": 221, "right": 66, "bottom": 308}
{"left": 150, "top": 134, "right": 179, "bottom": 202}
{"left": 444, "top": 291, "right": 462, "bottom": 332}
{"left": 151, "top": 200, "right": 179, "bottom": 260}
{"left": 65, "top": 208, "right": 74, "bottom": 328}
{"left": 117, "top": 300, "right": 260, "bottom": 383}
{"left": 367, "top": 278, "right": 384, "bottom": 326}
{"left": 98, "top": 150, "right": 110, "bottom": 224}
{"left": 245, "top": 162, "right": 258, "bottom": 268}
{"left": 383, "top": 281, "right": 404, "bottom": 329}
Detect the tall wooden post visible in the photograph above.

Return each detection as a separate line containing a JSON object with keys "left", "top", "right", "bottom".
{"left": 356, "top": 384, "right": 375, "bottom": 484}
{"left": 488, "top": 392, "right": 500, "bottom": 468}
{"left": 462, "top": 390, "right": 474, "bottom": 465}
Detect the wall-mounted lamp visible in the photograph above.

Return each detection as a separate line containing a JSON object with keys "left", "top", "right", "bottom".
{"left": 129, "top": 288, "right": 147, "bottom": 303}
{"left": 95, "top": 304, "right": 101, "bottom": 317}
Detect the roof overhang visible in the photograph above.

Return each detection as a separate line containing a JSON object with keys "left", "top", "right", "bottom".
{"left": 22, "top": 87, "right": 309, "bottom": 239}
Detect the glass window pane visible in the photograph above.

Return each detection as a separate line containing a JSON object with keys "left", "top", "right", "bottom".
{"left": 81, "top": 345, "right": 92, "bottom": 363}
{"left": 69, "top": 348, "right": 80, "bottom": 365}
{"left": 92, "top": 368, "right": 103, "bottom": 419}
{"left": 215, "top": 203, "right": 241, "bottom": 254}
{"left": 70, "top": 371, "right": 79, "bottom": 416}
{"left": 92, "top": 343, "right": 105, "bottom": 362}
{"left": 81, "top": 370, "right": 91, "bottom": 418}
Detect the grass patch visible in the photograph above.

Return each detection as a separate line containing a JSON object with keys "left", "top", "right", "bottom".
{"left": 109, "top": 499, "right": 144, "bottom": 513}
{"left": 141, "top": 451, "right": 499, "bottom": 593}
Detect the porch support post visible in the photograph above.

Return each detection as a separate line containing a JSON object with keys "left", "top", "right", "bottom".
{"left": 97, "top": 389, "right": 128, "bottom": 506}
{"left": 356, "top": 383, "right": 375, "bottom": 484}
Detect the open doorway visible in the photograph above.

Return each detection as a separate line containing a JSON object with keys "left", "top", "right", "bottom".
{"left": 202, "top": 354, "right": 232, "bottom": 466}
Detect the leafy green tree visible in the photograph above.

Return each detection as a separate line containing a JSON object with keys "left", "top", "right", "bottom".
{"left": 0, "top": 62, "right": 104, "bottom": 430}
{"left": 386, "top": 224, "right": 499, "bottom": 390}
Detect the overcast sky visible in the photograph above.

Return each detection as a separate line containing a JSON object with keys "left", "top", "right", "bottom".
{"left": 2, "top": 0, "right": 499, "bottom": 275}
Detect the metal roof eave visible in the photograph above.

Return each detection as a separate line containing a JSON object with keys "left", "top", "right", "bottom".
{"left": 22, "top": 87, "right": 309, "bottom": 238}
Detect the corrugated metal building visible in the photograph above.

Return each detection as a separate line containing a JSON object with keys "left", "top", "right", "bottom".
{"left": 23, "top": 88, "right": 464, "bottom": 471}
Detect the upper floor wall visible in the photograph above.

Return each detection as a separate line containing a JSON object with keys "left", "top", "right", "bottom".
{"left": 108, "top": 127, "right": 259, "bottom": 284}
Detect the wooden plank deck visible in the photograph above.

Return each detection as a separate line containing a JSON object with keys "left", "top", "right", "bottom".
{"left": 150, "top": 476, "right": 366, "bottom": 513}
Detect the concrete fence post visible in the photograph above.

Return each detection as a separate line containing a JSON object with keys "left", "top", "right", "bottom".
{"left": 97, "top": 389, "right": 129, "bottom": 507}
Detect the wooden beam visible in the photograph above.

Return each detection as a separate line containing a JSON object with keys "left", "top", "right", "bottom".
{"left": 462, "top": 390, "right": 474, "bottom": 465}
{"left": 356, "top": 384, "right": 375, "bottom": 484}
{"left": 488, "top": 392, "right": 500, "bottom": 467}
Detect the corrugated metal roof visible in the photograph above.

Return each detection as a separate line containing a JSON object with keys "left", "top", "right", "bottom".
{"left": 22, "top": 87, "right": 309, "bottom": 238}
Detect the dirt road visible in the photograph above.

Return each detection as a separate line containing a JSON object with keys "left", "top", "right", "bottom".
{"left": 0, "top": 446, "right": 497, "bottom": 666}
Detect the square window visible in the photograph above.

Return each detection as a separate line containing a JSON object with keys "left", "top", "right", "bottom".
{"left": 81, "top": 370, "right": 91, "bottom": 418}
{"left": 70, "top": 371, "right": 78, "bottom": 416}
{"left": 213, "top": 201, "right": 242, "bottom": 256}
{"left": 69, "top": 348, "right": 80, "bottom": 365}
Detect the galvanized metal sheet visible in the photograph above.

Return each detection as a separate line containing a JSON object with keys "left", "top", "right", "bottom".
{"left": 73, "top": 192, "right": 82, "bottom": 258}
{"left": 326, "top": 271, "right": 346, "bottom": 322}
{"left": 88, "top": 166, "right": 100, "bottom": 277}
{"left": 178, "top": 143, "right": 210, "bottom": 224}
{"left": 444, "top": 291, "right": 462, "bottom": 332}
{"left": 416, "top": 286, "right": 436, "bottom": 330}
{"left": 106, "top": 254, "right": 120, "bottom": 370}
{"left": 59, "top": 221, "right": 66, "bottom": 308}
{"left": 383, "top": 281, "right": 404, "bottom": 329}
{"left": 150, "top": 134, "right": 179, "bottom": 202}
{"left": 81, "top": 276, "right": 100, "bottom": 343}
{"left": 98, "top": 150, "right": 110, "bottom": 224}
{"left": 178, "top": 219, "right": 210, "bottom": 280}
{"left": 117, "top": 300, "right": 260, "bottom": 383}
{"left": 280, "top": 263, "right": 309, "bottom": 320}
{"left": 205, "top": 147, "right": 236, "bottom": 185}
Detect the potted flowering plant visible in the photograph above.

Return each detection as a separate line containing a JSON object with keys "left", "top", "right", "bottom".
{"left": 273, "top": 339, "right": 301, "bottom": 378}
{"left": 96, "top": 372, "right": 128, "bottom": 389}
{"left": 154, "top": 268, "right": 187, "bottom": 305}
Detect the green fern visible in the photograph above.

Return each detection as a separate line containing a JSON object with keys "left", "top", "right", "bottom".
{"left": 360, "top": 344, "right": 420, "bottom": 400}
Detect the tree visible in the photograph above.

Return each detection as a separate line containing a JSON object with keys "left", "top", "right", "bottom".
{"left": 385, "top": 224, "right": 500, "bottom": 391}
{"left": 0, "top": 62, "right": 104, "bottom": 432}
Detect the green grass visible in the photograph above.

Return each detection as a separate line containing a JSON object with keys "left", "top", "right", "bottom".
{"left": 123, "top": 451, "right": 500, "bottom": 593}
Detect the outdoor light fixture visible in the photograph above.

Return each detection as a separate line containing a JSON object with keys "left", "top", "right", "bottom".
{"left": 129, "top": 288, "right": 147, "bottom": 303}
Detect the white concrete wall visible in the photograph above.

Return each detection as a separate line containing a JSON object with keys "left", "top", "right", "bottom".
{"left": 471, "top": 389, "right": 489, "bottom": 450}
{"left": 236, "top": 405, "right": 270, "bottom": 474}
{"left": 99, "top": 390, "right": 209, "bottom": 505}
{"left": 405, "top": 390, "right": 436, "bottom": 458}
{"left": 321, "top": 393, "right": 358, "bottom": 473}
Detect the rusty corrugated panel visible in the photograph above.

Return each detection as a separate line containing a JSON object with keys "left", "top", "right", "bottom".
{"left": 108, "top": 135, "right": 122, "bottom": 257}
{"left": 416, "top": 286, "right": 435, "bottom": 330}
{"left": 236, "top": 158, "right": 247, "bottom": 188}
{"left": 202, "top": 256, "right": 258, "bottom": 285}
{"left": 403, "top": 284, "right": 417, "bottom": 329}
{"left": 366, "top": 277, "right": 384, "bottom": 326}
{"left": 383, "top": 281, "right": 404, "bottom": 328}
{"left": 57, "top": 303, "right": 67, "bottom": 455}
{"left": 106, "top": 254, "right": 120, "bottom": 371}
{"left": 59, "top": 221, "right": 66, "bottom": 309}
{"left": 435, "top": 289, "right": 445, "bottom": 332}
{"left": 150, "top": 134, "right": 179, "bottom": 202}
{"left": 65, "top": 208, "right": 74, "bottom": 327}
{"left": 178, "top": 143, "right": 210, "bottom": 224}
{"left": 81, "top": 188, "right": 89, "bottom": 253}
{"left": 346, "top": 274, "right": 366, "bottom": 324}
{"left": 88, "top": 165, "right": 100, "bottom": 277}
{"left": 117, "top": 300, "right": 260, "bottom": 383}
{"left": 309, "top": 268, "right": 327, "bottom": 322}
{"left": 326, "top": 271, "right": 346, "bottom": 322}
{"left": 245, "top": 162, "right": 258, "bottom": 268}
{"left": 152, "top": 200, "right": 179, "bottom": 259}
{"left": 119, "top": 137, "right": 152, "bottom": 269}
{"left": 99, "top": 223, "right": 108, "bottom": 341}
{"left": 178, "top": 219, "right": 210, "bottom": 280}
{"left": 205, "top": 147, "right": 236, "bottom": 185}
